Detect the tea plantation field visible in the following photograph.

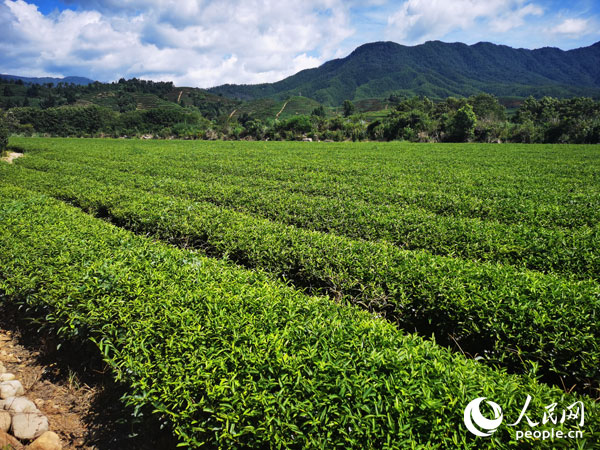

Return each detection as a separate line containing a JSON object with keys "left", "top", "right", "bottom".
{"left": 1, "top": 138, "right": 599, "bottom": 448}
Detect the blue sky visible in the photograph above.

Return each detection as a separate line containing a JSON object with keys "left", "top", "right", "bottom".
{"left": 1, "top": 0, "right": 599, "bottom": 87}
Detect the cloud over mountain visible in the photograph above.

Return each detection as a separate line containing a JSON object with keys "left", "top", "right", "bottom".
{"left": 0, "top": 0, "right": 599, "bottom": 87}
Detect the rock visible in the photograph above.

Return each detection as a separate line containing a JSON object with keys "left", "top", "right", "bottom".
{"left": 0, "top": 373, "right": 16, "bottom": 382}
{"left": 11, "top": 412, "right": 48, "bottom": 440}
{"left": 32, "top": 399, "right": 44, "bottom": 409}
{"left": 0, "top": 381, "right": 25, "bottom": 399}
{"left": 2, "top": 397, "right": 39, "bottom": 414}
{"left": 0, "top": 410, "right": 11, "bottom": 432}
{"left": 0, "top": 429, "right": 23, "bottom": 449}
{"left": 0, "top": 363, "right": 6, "bottom": 374}
{"left": 27, "top": 431, "right": 62, "bottom": 450}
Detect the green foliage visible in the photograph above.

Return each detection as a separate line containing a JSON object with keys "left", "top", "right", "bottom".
{"left": 0, "top": 113, "right": 8, "bottom": 151}
{"left": 275, "top": 115, "right": 314, "bottom": 136}
{"left": 2, "top": 75, "right": 600, "bottom": 143}
{"left": 343, "top": 100, "right": 355, "bottom": 117}
{"left": 311, "top": 105, "right": 326, "bottom": 117}
{"left": 446, "top": 105, "right": 477, "bottom": 142}
{"left": 207, "top": 41, "right": 600, "bottom": 105}
{"left": 383, "top": 109, "right": 430, "bottom": 141}
{"left": 7, "top": 105, "right": 118, "bottom": 136}
{"left": 513, "top": 96, "right": 600, "bottom": 144}
{"left": 0, "top": 76, "right": 238, "bottom": 121}
{"left": 5, "top": 104, "right": 212, "bottom": 137}
{"left": 241, "top": 119, "right": 267, "bottom": 140}
{"left": 3, "top": 138, "right": 600, "bottom": 392}
{"left": 0, "top": 183, "right": 596, "bottom": 449}
{"left": 469, "top": 93, "right": 506, "bottom": 121}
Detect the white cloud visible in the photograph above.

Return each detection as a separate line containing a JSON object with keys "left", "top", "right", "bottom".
{"left": 490, "top": 3, "right": 543, "bottom": 33}
{"left": 551, "top": 18, "right": 590, "bottom": 35}
{"left": 385, "top": 0, "right": 545, "bottom": 44}
{"left": 2, "top": 0, "right": 599, "bottom": 86}
{"left": 0, "top": 0, "right": 354, "bottom": 87}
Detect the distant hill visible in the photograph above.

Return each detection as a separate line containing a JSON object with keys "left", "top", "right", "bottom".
{"left": 208, "top": 40, "right": 600, "bottom": 105}
{"left": 0, "top": 77, "right": 325, "bottom": 121}
{"left": 0, "top": 74, "right": 95, "bottom": 85}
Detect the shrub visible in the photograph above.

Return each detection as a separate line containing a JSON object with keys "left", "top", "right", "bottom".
{"left": 0, "top": 113, "right": 9, "bottom": 151}
{"left": 446, "top": 105, "right": 477, "bottom": 142}
{"left": 0, "top": 183, "right": 596, "bottom": 449}
{"left": 3, "top": 160, "right": 599, "bottom": 390}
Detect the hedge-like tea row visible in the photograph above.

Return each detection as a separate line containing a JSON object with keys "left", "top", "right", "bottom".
{"left": 12, "top": 137, "right": 600, "bottom": 230}
{"left": 0, "top": 183, "right": 597, "bottom": 449}
{"left": 13, "top": 155, "right": 600, "bottom": 281}
{"left": 3, "top": 164, "right": 599, "bottom": 391}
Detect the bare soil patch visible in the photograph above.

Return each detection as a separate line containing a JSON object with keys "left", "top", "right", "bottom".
{"left": 0, "top": 305, "right": 178, "bottom": 450}
{"left": 0, "top": 152, "right": 24, "bottom": 164}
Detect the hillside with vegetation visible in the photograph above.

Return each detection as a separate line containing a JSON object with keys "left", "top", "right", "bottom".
{"left": 2, "top": 62, "right": 600, "bottom": 145}
{"left": 209, "top": 40, "right": 600, "bottom": 105}
{"left": 0, "top": 76, "right": 237, "bottom": 116}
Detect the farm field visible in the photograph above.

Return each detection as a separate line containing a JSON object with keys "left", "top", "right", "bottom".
{"left": 1, "top": 137, "right": 599, "bottom": 448}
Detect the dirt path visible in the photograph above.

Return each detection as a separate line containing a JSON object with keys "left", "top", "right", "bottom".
{"left": 0, "top": 152, "right": 24, "bottom": 164}
{"left": 0, "top": 306, "right": 178, "bottom": 449}
{"left": 1, "top": 329, "right": 93, "bottom": 448}
{"left": 275, "top": 100, "right": 289, "bottom": 119}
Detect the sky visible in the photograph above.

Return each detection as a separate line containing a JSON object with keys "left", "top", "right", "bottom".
{"left": 1, "top": 0, "right": 599, "bottom": 88}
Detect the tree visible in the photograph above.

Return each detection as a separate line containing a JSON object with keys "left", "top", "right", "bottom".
{"left": 26, "top": 85, "right": 41, "bottom": 98}
{"left": 469, "top": 93, "right": 505, "bottom": 121}
{"left": 40, "top": 95, "right": 57, "bottom": 109}
{"left": 277, "top": 115, "right": 314, "bottom": 136}
{"left": 0, "top": 113, "right": 9, "bottom": 152}
{"left": 383, "top": 109, "right": 430, "bottom": 141}
{"left": 243, "top": 119, "right": 266, "bottom": 140}
{"left": 311, "top": 105, "right": 326, "bottom": 118}
{"left": 447, "top": 105, "right": 477, "bottom": 142}
{"left": 65, "top": 90, "right": 77, "bottom": 104}
{"left": 343, "top": 100, "right": 355, "bottom": 117}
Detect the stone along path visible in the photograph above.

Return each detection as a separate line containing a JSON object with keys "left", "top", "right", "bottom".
{"left": 0, "top": 315, "right": 178, "bottom": 450}
{"left": 0, "top": 333, "right": 62, "bottom": 450}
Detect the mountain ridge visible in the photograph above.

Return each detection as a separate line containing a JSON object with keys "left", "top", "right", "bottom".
{"left": 208, "top": 40, "right": 600, "bottom": 105}
{"left": 0, "top": 74, "right": 95, "bottom": 86}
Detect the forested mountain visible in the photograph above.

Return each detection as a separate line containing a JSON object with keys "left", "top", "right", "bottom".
{"left": 208, "top": 40, "right": 600, "bottom": 105}
{"left": 0, "top": 74, "right": 95, "bottom": 86}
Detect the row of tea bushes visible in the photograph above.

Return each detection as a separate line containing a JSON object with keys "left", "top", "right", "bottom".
{"left": 11, "top": 137, "right": 600, "bottom": 230}
{"left": 2, "top": 164, "right": 598, "bottom": 392}
{"left": 13, "top": 154, "right": 600, "bottom": 281}
{"left": 0, "top": 183, "right": 596, "bottom": 449}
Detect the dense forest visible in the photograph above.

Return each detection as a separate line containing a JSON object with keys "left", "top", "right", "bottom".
{"left": 1, "top": 77, "right": 599, "bottom": 146}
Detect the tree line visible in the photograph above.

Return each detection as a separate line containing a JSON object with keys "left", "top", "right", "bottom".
{"left": 1, "top": 93, "right": 600, "bottom": 144}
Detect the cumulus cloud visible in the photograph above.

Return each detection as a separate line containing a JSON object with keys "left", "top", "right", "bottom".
{"left": 0, "top": 0, "right": 354, "bottom": 86}
{"left": 1, "top": 0, "right": 599, "bottom": 86}
{"left": 551, "top": 18, "right": 590, "bottom": 36}
{"left": 385, "top": 0, "right": 544, "bottom": 44}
